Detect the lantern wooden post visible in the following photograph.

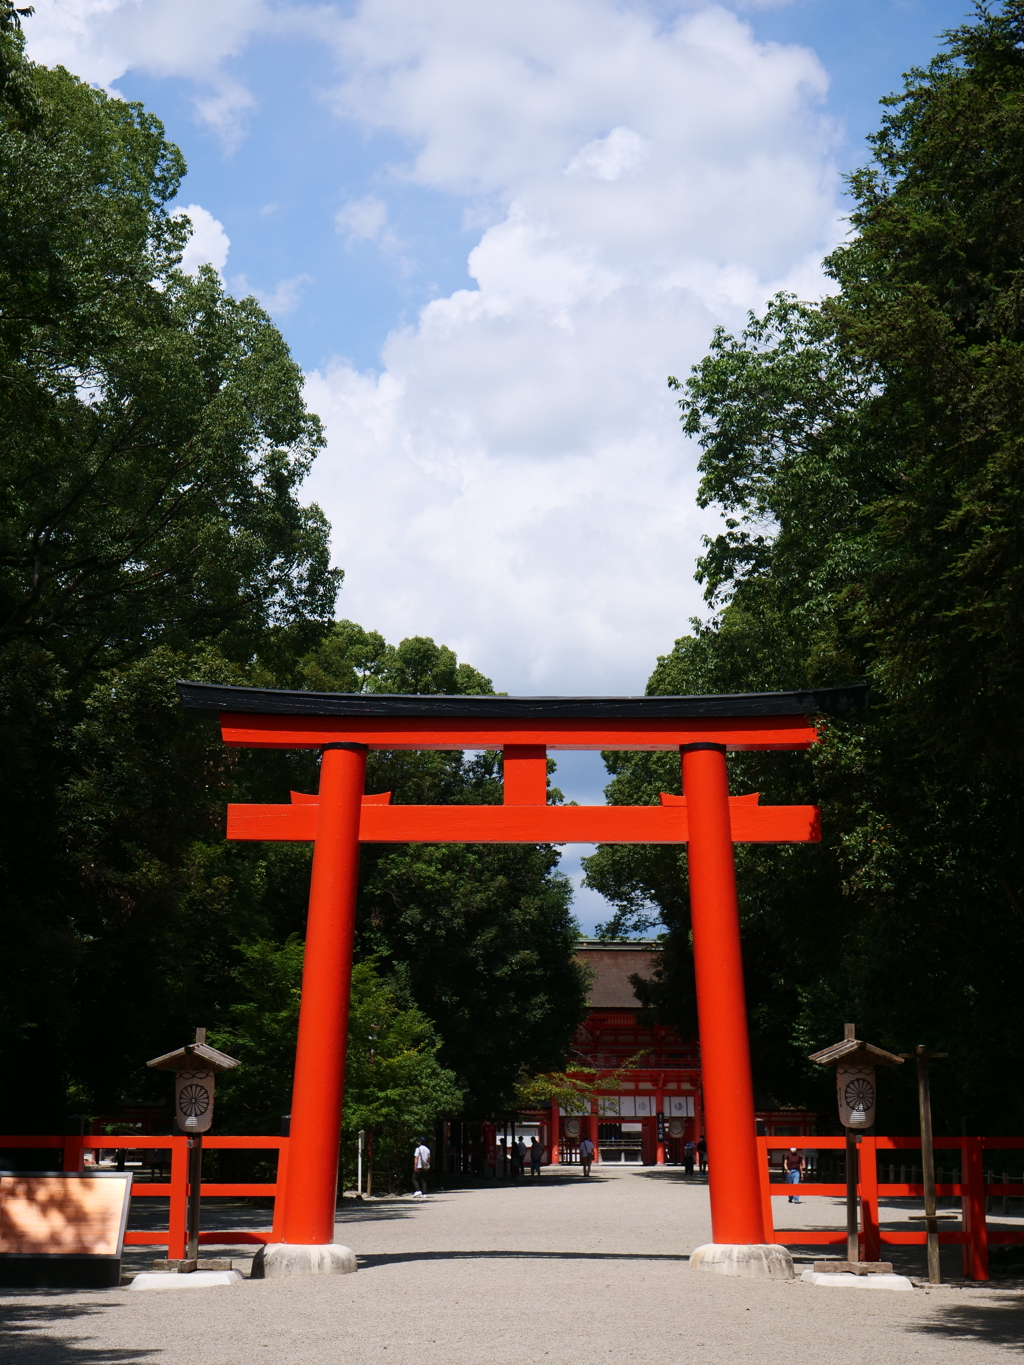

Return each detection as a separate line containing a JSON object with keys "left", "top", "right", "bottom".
{"left": 147, "top": 1027, "right": 239, "bottom": 1272}
{"left": 809, "top": 1024, "right": 902, "bottom": 1275}
{"left": 845, "top": 1130, "right": 859, "bottom": 1263}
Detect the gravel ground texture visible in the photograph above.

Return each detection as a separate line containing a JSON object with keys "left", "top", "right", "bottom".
{"left": 3, "top": 1165, "right": 1023, "bottom": 1364}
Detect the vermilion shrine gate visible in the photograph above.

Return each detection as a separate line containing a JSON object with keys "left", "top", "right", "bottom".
{"left": 179, "top": 681, "right": 864, "bottom": 1270}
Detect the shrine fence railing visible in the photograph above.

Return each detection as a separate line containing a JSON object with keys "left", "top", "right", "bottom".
{"left": 0, "top": 1135, "right": 287, "bottom": 1261}
{"left": 760, "top": 1135, "right": 1024, "bottom": 1280}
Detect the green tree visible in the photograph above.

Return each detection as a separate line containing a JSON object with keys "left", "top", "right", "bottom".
{"left": 0, "top": 18, "right": 586, "bottom": 1134}
{"left": 585, "top": 3, "right": 1024, "bottom": 1134}
{"left": 301, "top": 624, "right": 590, "bottom": 1115}
{"left": 209, "top": 946, "right": 461, "bottom": 1191}
{"left": 0, "top": 29, "right": 336, "bottom": 1129}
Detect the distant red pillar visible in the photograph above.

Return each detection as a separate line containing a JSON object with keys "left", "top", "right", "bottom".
{"left": 549, "top": 1100, "right": 560, "bottom": 1164}
{"left": 682, "top": 743, "right": 765, "bottom": 1245}
{"left": 588, "top": 1103, "right": 600, "bottom": 1163}
{"left": 655, "top": 1086, "right": 666, "bottom": 1165}
{"left": 278, "top": 741, "right": 367, "bottom": 1244}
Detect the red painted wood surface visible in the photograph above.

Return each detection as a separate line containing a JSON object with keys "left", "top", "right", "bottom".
{"left": 758, "top": 1135, "right": 1010, "bottom": 1278}
{"left": 683, "top": 745, "right": 765, "bottom": 1245}
{"left": 227, "top": 793, "right": 820, "bottom": 845}
{"left": 279, "top": 743, "right": 366, "bottom": 1245}
{"left": 219, "top": 713, "right": 819, "bottom": 752}
{"left": 859, "top": 1134, "right": 881, "bottom": 1262}
{"left": 962, "top": 1135, "right": 990, "bottom": 1280}
{"left": 2, "top": 1136, "right": 287, "bottom": 1257}
{"left": 503, "top": 745, "right": 548, "bottom": 804}
{"left": 5, "top": 1133, "right": 1021, "bottom": 1273}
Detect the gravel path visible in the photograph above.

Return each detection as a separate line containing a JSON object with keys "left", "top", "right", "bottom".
{"left": 2, "top": 1166, "right": 1022, "bottom": 1364}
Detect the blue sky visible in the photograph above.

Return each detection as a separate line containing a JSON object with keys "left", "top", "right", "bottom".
{"left": 28, "top": 0, "right": 976, "bottom": 930}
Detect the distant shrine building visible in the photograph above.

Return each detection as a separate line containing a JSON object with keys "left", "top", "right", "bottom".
{"left": 560, "top": 938, "right": 700, "bottom": 1166}
{"left": 511, "top": 938, "right": 814, "bottom": 1169}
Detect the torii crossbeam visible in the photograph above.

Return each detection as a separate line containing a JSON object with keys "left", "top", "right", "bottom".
{"left": 179, "top": 681, "right": 865, "bottom": 1271}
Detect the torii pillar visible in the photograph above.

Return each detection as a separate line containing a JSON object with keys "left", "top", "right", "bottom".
{"left": 178, "top": 681, "right": 865, "bottom": 1279}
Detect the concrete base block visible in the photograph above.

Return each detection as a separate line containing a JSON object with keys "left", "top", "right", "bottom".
{"left": 250, "top": 1244, "right": 358, "bottom": 1278}
{"left": 801, "top": 1270, "right": 913, "bottom": 1291}
{"left": 129, "top": 1270, "right": 244, "bottom": 1291}
{"left": 690, "top": 1243, "right": 795, "bottom": 1280}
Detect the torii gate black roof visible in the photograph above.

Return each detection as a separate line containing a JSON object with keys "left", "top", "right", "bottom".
{"left": 177, "top": 681, "right": 867, "bottom": 720}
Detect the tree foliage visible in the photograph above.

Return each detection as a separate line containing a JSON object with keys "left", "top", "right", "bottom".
{"left": 0, "top": 27, "right": 587, "bottom": 1134}
{"left": 586, "top": 3, "right": 1024, "bottom": 1135}
{"left": 305, "top": 624, "right": 590, "bottom": 1115}
{"left": 211, "top": 946, "right": 462, "bottom": 1189}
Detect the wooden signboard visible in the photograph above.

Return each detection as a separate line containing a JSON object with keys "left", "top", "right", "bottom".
{"left": 0, "top": 1171, "right": 133, "bottom": 1287}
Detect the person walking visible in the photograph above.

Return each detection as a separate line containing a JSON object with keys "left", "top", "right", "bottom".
{"left": 529, "top": 1136, "right": 544, "bottom": 1178}
{"left": 579, "top": 1134, "right": 595, "bottom": 1178}
{"left": 784, "top": 1147, "right": 806, "bottom": 1203}
{"left": 697, "top": 1135, "right": 707, "bottom": 1174}
{"left": 514, "top": 1137, "right": 527, "bottom": 1183}
{"left": 683, "top": 1138, "right": 696, "bottom": 1177}
{"left": 412, "top": 1138, "right": 431, "bottom": 1198}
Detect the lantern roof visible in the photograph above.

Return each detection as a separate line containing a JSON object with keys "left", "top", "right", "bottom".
{"left": 147, "top": 1029, "right": 240, "bottom": 1073}
{"left": 809, "top": 1024, "right": 903, "bottom": 1069}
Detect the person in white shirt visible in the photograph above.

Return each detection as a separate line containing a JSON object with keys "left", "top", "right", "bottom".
{"left": 412, "top": 1139, "right": 431, "bottom": 1197}
{"left": 579, "top": 1135, "right": 595, "bottom": 1178}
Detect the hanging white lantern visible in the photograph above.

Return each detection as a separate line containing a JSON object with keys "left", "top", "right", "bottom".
{"left": 175, "top": 1069, "right": 215, "bottom": 1133}
{"left": 837, "top": 1064, "right": 877, "bottom": 1127}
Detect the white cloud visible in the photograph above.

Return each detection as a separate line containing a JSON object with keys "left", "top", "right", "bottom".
{"left": 564, "top": 127, "right": 651, "bottom": 182}
{"left": 304, "top": 1, "right": 841, "bottom": 692}
{"left": 230, "top": 272, "right": 314, "bottom": 316}
{"left": 23, "top": 0, "right": 842, "bottom": 693}
{"left": 23, "top": 0, "right": 270, "bottom": 146}
{"left": 256, "top": 274, "right": 314, "bottom": 315}
{"left": 335, "top": 195, "right": 389, "bottom": 243}
{"left": 172, "top": 204, "right": 231, "bottom": 275}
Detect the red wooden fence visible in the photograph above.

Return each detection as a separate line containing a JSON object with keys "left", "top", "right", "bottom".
{"left": 0, "top": 1135, "right": 289, "bottom": 1261}
{"left": 760, "top": 1135, "right": 1024, "bottom": 1280}
{"left": 4, "top": 1133, "right": 1022, "bottom": 1276}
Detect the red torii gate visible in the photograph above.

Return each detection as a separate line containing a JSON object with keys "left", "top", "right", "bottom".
{"left": 179, "top": 682, "right": 863, "bottom": 1273}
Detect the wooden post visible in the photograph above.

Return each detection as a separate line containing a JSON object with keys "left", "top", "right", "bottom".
{"left": 961, "top": 1136, "right": 990, "bottom": 1281}
{"left": 62, "top": 1135, "right": 84, "bottom": 1173}
{"left": 846, "top": 1130, "right": 859, "bottom": 1263}
{"left": 271, "top": 1138, "right": 289, "bottom": 1241}
{"left": 757, "top": 1135, "right": 776, "bottom": 1243}
{"left": 859, "top": 1134, "right": 880, "bottom": 1263}
{"left": 186, "top": 1135, "right": 203, "bottom": 1264}
{"left": 916, "top": 1047, "right": 942, "bottom": 1284}
{"left": 682, "top": 743, "right": 765, "bottom": 1245}
{"left": 168, "top": 1136, "right": 188, "bottom": 1260}
{"left": 278, "top": 741, "right": 367, "bottom": 1244}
